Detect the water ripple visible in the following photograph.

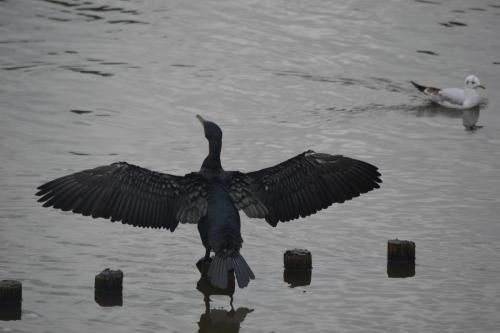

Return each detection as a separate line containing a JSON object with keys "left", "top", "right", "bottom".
{"left": 1, "top": 0, "right": 500, "bottom": 332}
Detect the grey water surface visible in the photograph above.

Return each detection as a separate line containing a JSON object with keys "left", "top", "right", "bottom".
{"left": 1, "top": 0, "right": 500, "bottom": 332}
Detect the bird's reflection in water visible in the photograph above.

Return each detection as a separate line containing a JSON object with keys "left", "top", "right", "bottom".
{"left": 415, "top": 103, "right": 483, "bottom": 131}
{"left": 196, "top": 258, "right": 253, "bottom": 333}
{"left": 197, "top": 305, "right": 253, "bottom": 333}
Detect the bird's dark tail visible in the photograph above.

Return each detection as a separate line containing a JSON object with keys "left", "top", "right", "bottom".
{"left": 207, "top": 252, "right": 255, "bottom": 289}
{"left": 411, "top": 81, "right": 427, "bottom": 93}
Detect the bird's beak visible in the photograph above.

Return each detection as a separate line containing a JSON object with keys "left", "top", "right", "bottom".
{"left": 196, "top": 114, "right": 205, "bottom": 125}
{"left": 478, "top": 85, "right": 485, "bottom": 89}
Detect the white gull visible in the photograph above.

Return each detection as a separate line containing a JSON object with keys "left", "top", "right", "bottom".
{"left": 411, "top": 75, "right": 485, "bottom": 109}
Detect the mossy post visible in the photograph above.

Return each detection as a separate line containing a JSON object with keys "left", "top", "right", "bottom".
{"left": 387, "top": 239, "right": 415, "bottom": 278}
{"left": 0, "top": 280, "right": 22, "bottom": 320}
{"left": 94, "top": 269, "right": 123, "bottom": 307}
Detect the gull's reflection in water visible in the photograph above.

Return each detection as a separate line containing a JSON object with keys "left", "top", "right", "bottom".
{"left": 415, "top": 103, "right": 483, "bottom": 131}
{"left": 196, "top": 258, "right": 253, "bottom": 333}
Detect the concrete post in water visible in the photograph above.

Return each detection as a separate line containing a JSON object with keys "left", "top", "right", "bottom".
{"left": 283, "top": 249, "right": 312, "bottom": 287}
{"left": 94, "top": 269, "right": 123, "bottom": 307}
{"left": 387, "top": 239, "right": 415, "bottom": 278}
{"left": 0, "top": 280, "right": 22, "bottom": 321}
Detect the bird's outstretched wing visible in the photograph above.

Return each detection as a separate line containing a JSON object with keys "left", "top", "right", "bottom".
{"left": 36, "top": 162, "right": 208, "bottom": 230}
{"left": 227, "top": 150, "right": 381, "bottom": 227}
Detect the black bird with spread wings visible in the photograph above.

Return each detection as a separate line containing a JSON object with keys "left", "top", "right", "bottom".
{"left": 36, "top": 115, "right": 381, "bottom": 289}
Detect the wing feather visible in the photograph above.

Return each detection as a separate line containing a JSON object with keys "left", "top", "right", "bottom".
{"left": 36, "top": 162, "right": 208, "bottom": 229}
{"left": 227, "top": 150, "right": 381, "bottom": 226}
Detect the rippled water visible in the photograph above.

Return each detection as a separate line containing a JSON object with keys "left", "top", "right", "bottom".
{"left": 2, "top": 0, "right": 500, "bottom": 332}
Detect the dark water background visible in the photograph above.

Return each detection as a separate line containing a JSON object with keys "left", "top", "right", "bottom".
{"left": 1, "top": 0, "right": 500, "bottom": 332}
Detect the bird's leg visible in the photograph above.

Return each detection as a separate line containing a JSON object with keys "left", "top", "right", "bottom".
{"left": 204, "top": 247, "right": 211, "bottom": 260}
{"left": 204, "top": 294, "right": 211, "bottom": 314}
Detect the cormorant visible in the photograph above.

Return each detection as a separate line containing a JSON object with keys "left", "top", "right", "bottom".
{"left": 411, "top": 75, "right": 485, "bottom": 109}
{"left": 36, "top": 115, "right": 382, "bottom": 289}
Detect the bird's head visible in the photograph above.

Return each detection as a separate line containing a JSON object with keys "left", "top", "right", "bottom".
{"left": 196, "top": 115, "right": 222, "bottom": 141}
{"left": 464, "top": 75, "right": 485, "bottom": 90}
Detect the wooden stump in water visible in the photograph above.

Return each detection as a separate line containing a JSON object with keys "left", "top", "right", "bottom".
{"left": 94, "top": 268, "right": 123, "bottom": 292}
{"left": 283, "top": 249, "right": 312, "bottom": 287}
{"left": 94, "top": 269, "right": 123, "bottom": 307}
{"left": 284, "top": 249, "right": 312, "bottom": 270}
{"left": 387, "top": 239, "right": 415, "bottom": 278}
{"left": 0, "top": 280, "right": 22, "bottom": 321}
{"left": 387, "top": 239, "right": 415, "bottom": 263}
{"left": 0, "top": 280, "right": 22, "bottom": 305}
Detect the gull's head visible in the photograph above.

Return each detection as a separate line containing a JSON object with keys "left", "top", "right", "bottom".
{"left": 464, "top": 75, "right": 485, "bottom": 90}
{"left": 196, "top": 115, "right": 222, "bottom": 141}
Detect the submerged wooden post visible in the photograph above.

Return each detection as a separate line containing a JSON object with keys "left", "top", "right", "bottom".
{"left": 283, "top": 249, "right": 312, "bottom": 287}
{"left": 0, "top": 280, "right": 22, "bottom": 321}
{"left": 94, "top": 269, "right": 123, "bottom": 307}
{"left": 387, "top": 239, "right": 415, "bottom": 278}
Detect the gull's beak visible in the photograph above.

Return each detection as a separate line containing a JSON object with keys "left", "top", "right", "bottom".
{"left": 478, "top": 85, "right": 485, "bottom": 89}
{"left": 196, "top": 114, "right": 205, "bottom": 125}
